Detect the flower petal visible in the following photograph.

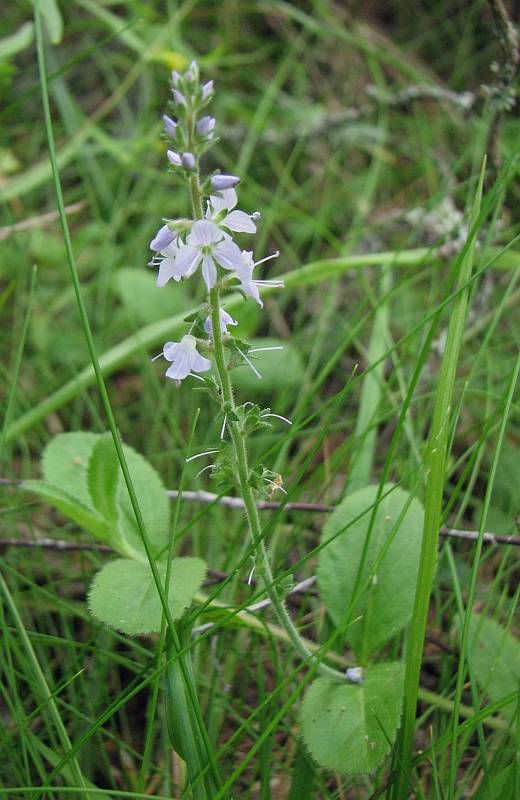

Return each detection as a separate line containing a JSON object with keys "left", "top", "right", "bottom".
{"left": 150, "top": 225, "right": 176, "bottom": 251}
{"left": 166, "top": 349, "right": 192, "bottom": 379}
{"left": 201, "top": 254, "right": 217, "bottom": 289}
{"left": 173, "top": 244, "right": 201, "bottom": 278}
{"left": 214, "top": 239, "right": 245, "bottom": 271}
{"left": 163, "top": 341, "right": 180, "bottom": 361}
{"left": 157, "top": 257, "right": 181, "bottom": 287}
{"left": 223, "top": 210, "right": 256, "bottom": 234}
{"left": 190, "top": 351, "right": 212, "bottom": 373}
{"left": 188, "top": 219, "right": 221, "bottom": 246}
{"left": 210, "top": 188, "right": 237, "bottom": 215}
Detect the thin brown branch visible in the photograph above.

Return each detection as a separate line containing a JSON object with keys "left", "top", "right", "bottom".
{"left": 0, "top": 202, "right": 85, "bottom": 241}
{"left": 2, "top": 479, "right": 519, "bottom": 546}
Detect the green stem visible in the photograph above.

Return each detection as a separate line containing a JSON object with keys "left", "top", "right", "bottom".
{"left": 210, "top": 285, "right": 347, "bottom": 684}
{"left": 185, "top": 142, "right": 346, "bottom": 682}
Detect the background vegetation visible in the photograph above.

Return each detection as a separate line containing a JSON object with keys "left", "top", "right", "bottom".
{"left": 1, "top": 1, "right": 519, "bottom": 797}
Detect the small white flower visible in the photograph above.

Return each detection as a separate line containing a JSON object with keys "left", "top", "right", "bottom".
{"left": 204, "top": 308, "right": 238, "bottom": 335}
{"left": 231, "top": 250, "right": 282, "bottom": 307}
{"left": 163, "top": 335, "right": 211, "bottom": 382}
{"left": 172, "top": 220, "right": 245, "bottom": 290}
{"left": 149, "top": 238, "right": 187, "bottom": 287}
{"left": 206, "top": 188, "right": 259, "bottom": 234}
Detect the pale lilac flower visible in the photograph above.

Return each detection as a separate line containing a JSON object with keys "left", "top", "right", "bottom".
{"left": 231, "top": 250, "right": 282, "bottom": 307}
{"left": 171, "top": 70, "right": 181, "bottom": 85}
{"left": 163, "top": 115, "right": 177, "bottom": 137}
{"left": 150, "top": 224, "right": 176, "bottom": 252}
{"left": 181, "top": 152, "right": 196, "bottom": 170}
{"left": 173, "top": 220, "right": 244, "bottom": 290}
{"left": 167, "top": 150, "right": 182, "bottom": 166}
{"left": 211, "top": 174, "right": 240, "bottom": 190}
{"left": 150, "top": 238, "right": 188, "bottom": 287}
{"left": 201, "top": 80, "right": 214, "bottom": 100}
{"left": 173, "top": 89, "right": 186, "bottom": 106}
{"left": 205, "top": 188, "right": 259, "bottom": 235}
{"left": 197, "top": 115, "right": 215, "bottom": 136}
{"left": 163, "top": 335, "right": 211, "bottom": 381}
{"left": 204, "top": 308, "right": 238, "bottom": 335}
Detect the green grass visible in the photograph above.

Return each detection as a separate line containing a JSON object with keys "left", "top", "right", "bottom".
{"left": 1, "top": 1, "right": 520, "bottom": 798}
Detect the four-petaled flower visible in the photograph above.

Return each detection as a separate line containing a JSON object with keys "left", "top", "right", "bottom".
{"left": 152, "top": 238, "right": 186, "bottom": 287}
{"left": 204, "top": 308, "right": 238, "bottom": 335}
{"left": 205, "top": 188, "right": 259, "bottom": 235}
{"left": 172, "top": 220, "right": 245, "bottom": 290}
{"left": 231, "top": 250, "right": 282, "bottom": 308}
{"left": 163, "top": 335, "right": 211, "bottom": 382}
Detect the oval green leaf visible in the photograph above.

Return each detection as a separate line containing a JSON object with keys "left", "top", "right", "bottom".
{"left": 317, "top": 483, "right": 424, "bottom": 661}
{"left": 300, "top": 661, "right": 404, "bottom": 775}
{"left": 88, "top": 557, "right": 206, "bottom": 635}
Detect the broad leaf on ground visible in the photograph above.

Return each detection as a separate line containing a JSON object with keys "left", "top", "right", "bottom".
{"left": 87, "top": 433, "right": 120, "bottom": 523}
{"left": 458, "top": 612, "right": 520, "bottom": 723}
{"left": 23, "top": 480, "right": 113, "bottom": 543}
{"left": 317, "top": 483, "right": 424, "bottom": 662}
{"left": 300, "top": 661, "right": 404, "bottom": 775}
{"left": 88, "top": 557, "right": 206, "bottom": 635}
{"left": 41, "top": 431, "right": 99, "bottom": 507}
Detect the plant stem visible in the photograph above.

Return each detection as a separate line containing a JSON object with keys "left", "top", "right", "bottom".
{"left": 187, "top": 160, "right": 346, "bottom": 682}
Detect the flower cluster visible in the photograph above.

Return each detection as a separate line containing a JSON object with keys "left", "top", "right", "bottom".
{"left": 148, "top": 62, "right": 283, "bottom": 385}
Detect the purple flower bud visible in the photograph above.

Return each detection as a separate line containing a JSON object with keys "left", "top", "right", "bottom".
{"left": 171, "top": 70, "right": 181, "bottom": 86}
{"left": 163, "top": 115, "right": 177, "bottom": 137}
{"left": 186, "top": 60, "right": 198, "bottom": 82}
{"left": 197, "top": 115, "right": 216, "bottom": 135}
{"left": 173, "top": 89, "right": 186, "bottom": 106}
{"left": 181, "top": 152, "right": 196, "bottom": 170}
{"left": 201, "top": 80, "right": 214, "bottom": 100}
{"left": 210, "top": 174, "right": 240, "bottom": 190}
{"left": 150, "top": 224, "right": 176, "bottom": 251}
{"left": 167, "top": 150, "right": 182, "bottom": 166}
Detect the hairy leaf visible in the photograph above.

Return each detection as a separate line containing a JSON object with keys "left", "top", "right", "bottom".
{"left": 41, "top": 432, "right": 99, "bottom": 507}
{"left": 317, "top": 483, "right": 424, "bottom": 661}
{"left": 300, "top": 662, "right": 404, "bottom": 775}
{"left": 116, "top": 444, "right": 171, "bottom": 558}
{"left": 87, "top": 434, "right": 120, "bottom": 523}
{"left": 23, "top": 480, "right": 113, "bottom": 543}
{"left": 88, "top": 557, "right": 206, "bottom": 635}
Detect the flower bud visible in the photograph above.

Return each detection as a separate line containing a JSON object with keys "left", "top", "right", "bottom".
{"left": 150, "top": 224, "right": 176, "bottom": 251}
{"left": 181, "top": 152, "right": 196, "bottom": 170}
{"left": 163, "top": 114, "right": 177, "bottom": 137}
{"left": 167, "top": 150, "right": 182, "bottom": 166}
{"left": 197, "top": 115, "right": 216, "bottom": 135}
{"left": 185, "top": 60, "right": 199, "bottom": 83}
{"left": 171, "top": 70, "right": 181, "bottom": 86}
{"left": 172, "top": 89, "right": 186, "bottom": 106}
{"left": 211, "top": 174, "right": 240, "bottom": 190}
{"left": 201, "top": 80, "right": 214, "bottom": 100}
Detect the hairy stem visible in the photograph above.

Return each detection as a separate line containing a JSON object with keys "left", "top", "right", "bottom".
{"left": 187, "top": 150, "right": 346, "bottom": 682}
